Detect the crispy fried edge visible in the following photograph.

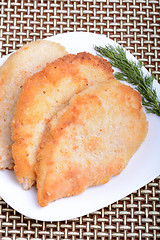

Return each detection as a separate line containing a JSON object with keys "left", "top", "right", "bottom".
{"left": 12, "top": 52, "right": 114, "bottom": 188}
{"left": 0, "top": 40, "right": 67, "bottom": 170}
{"left": 36, "top": 81, "right": 148, "bottom": 206}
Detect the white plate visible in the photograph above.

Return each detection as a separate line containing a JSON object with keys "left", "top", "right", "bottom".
{"left": 0, "top": 32, "right": 160, "bottom": 222}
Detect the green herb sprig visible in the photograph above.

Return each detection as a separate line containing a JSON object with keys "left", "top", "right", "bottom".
{"left": 95, "top": 45, "right": 160, "bottom": 116}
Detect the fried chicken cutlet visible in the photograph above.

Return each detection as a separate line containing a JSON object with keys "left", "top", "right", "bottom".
{"left": 36, "top": 80, "right": 148, "bottom": 207}
{"left": 12, "top": 52, "right": 114, "bottom": 190}
{"left": 0, "top": 40, "right": 67, "bottom": 169}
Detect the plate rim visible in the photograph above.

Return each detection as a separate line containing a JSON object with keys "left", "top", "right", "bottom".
{"left": 0, "top": 31, "right": 160, "bottom": 222}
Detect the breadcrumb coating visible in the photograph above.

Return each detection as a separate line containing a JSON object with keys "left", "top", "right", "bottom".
{"left": 36, "top": 80, "right": 148, "bottom": 207}
{"left": 12, "top": 52, "right": 114, "bottom": 189}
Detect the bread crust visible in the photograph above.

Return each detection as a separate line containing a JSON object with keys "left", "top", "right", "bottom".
{"left": 12, "top": 52, "right": 114, "bottom": 189}
{"left": 36, "top": 80, "right": 148, "bottom": 207}
{"left": 0, "top": 40, "right": 67, "bottom": 170}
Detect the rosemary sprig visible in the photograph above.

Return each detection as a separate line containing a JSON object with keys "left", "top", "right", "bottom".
{"left": 95, "top": 45, "right": 160, "bottom": 116}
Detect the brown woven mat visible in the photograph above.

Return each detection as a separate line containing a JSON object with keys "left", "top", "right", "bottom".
{"left": 0, "top": 0, "right": 160, "bottom": 239}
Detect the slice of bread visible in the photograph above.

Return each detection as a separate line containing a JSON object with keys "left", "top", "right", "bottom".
{"left": 12, "top": 52, "right": 114, "bottom": 189}
{"left": 0, "top": 40, "right": 67, "bottom": 170}
{"left": 36, "top": 80, "right": 148, "bottom": 207}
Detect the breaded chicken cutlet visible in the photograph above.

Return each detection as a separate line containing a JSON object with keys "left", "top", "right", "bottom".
{"left": 36, "top": 80, "right": 148, "bottom": 207}
{"left": 0, "top": 40, "right": 67, "bottom": 169}
{"left": 12, "top": 52, "right": 114, "bottom": 190}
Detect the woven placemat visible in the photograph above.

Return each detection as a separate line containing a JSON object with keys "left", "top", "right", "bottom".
{"left": 0, "top": 0, "right": 160, "bottom": 239}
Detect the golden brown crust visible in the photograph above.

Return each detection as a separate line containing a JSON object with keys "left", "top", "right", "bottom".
{"left": 12, "top": 52, "right": 114, "bottom": 188}
{"left": 0, "top": 40, "right": 67, "bottom": 170}
{"left": 36, "top": 80, "right": 148, "bottom": 207}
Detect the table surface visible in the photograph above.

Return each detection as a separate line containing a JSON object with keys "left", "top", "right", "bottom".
{"left": 0, "top": 1, "right": 160, "bottom": 239}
